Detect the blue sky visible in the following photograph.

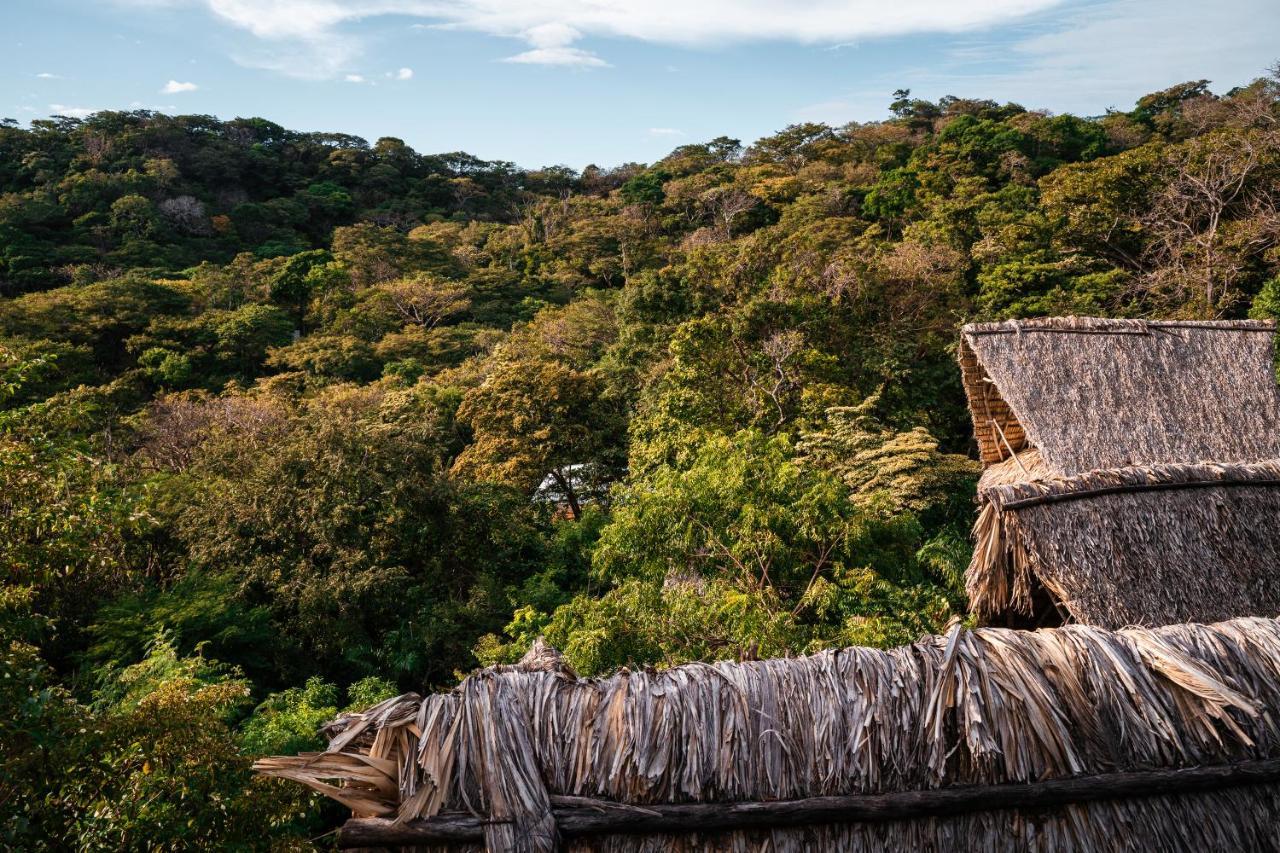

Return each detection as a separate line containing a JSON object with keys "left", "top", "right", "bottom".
{"left": 4, "top": 0, "right": 1278, "bottom": 169}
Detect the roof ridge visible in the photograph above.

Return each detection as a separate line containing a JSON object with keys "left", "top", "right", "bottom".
{"left": 980, "top": 458, "right": 1280, "bottom": 510}
{"left": 962, "top": 316, "right": 1276, "bottom": 336}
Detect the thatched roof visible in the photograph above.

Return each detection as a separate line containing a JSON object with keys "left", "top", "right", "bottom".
{"left": 961, "top": 317, "right": 1280, "bottom": 628}
{"left": 257, "top": 621, "right": 1280, "bottom": 850}
{"left": 959, "top": 317, "right": 1280, "bottom": 473}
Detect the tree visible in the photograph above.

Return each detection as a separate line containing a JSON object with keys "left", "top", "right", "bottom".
{"left": 210, "top": 303, "right": 294, "bottom": 377}
{"left": 889, "top": 89, "right": 942, "bottom": 128}
{"left": 376, "top": 273, "right": 471, "bottom": 328}
{"left": 454, "top": 356, "right": 624, "bottom": 520}
{"left": 0, "top": 391, "right": 158, "bottom": 664}
{"left": 109, "top": 194, "right": 158, "bottom": 240}
{"left": 747, "top": 123, "right": 836, "bottom": 171}
{"left": 1138, "top": 129, "right": 1280, "bottom": 313}
{"left": 0, "top": 628, "right": 318, "bottom": 849}
{"left": 619, "top": 171, "right": 667, "bottom": 207}
{"left": 157, "top": 195, "right": 211, "bottom": 235}
{"left": 331, "top": 223, "right": 452, "bottom": 287}
{"left": 797, "top": 396, "right": 977, "bottom": 520}
{"left": 701, "top": 186, "right": 759, "bottom": 239}
{"left": 172, "top": 385, "right": 547, "bottom": 686}
{"left": 496, "top": 429, "right": 963, "bottom": 675}
{"left": 1042, "top": 128, "right": 1280, "bottom": 315}
{"left": 268, "top": 248, "right": 329, "bottom": 327}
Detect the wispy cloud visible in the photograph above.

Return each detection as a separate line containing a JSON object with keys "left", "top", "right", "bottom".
{"left": 648, "top": 127, "right": 684, "bottom": 136}
{"left": 498, "top": 22, "right": 608, "bottom": 67}
{"left": 502, "top": 47, "right": 609, "bottom": 67}
{"left": 161, "top": 79, "right": 198, "bottom": 93}
{"left": 796, "top": 0, "right": 1280, "bottom": 123}
{"left": 126, "top": 0, "right": 1063, "bottom": 78}
{"left": 394, "top": 67, "right": 413, "bottom": 80}
{"left": 1003, "top": 0, "right": 1279, "bottom": 108}
{"left": 344, "top": 74, "right": 366, "bottom": 83}
{"left": 49, "top": 104, "right": 97, "bottom": 118}
{"left": 35, "top": 72, "right": 61, "bottom": 79}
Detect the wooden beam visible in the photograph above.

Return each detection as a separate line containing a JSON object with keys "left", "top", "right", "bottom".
{"left": 337, "top": 757, "right": 1280, "bottom": 847}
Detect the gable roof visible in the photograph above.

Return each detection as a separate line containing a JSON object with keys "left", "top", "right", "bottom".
{"left": 959, "top": 317, "right": 1280, "bottom": 475}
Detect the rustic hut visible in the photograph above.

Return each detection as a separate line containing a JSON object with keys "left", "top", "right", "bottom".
{"left": 960, "top": 317, "right": 1280, "bottom": 629}
{"left": 257, "top": 623, "right": 1280, "bottom": 850}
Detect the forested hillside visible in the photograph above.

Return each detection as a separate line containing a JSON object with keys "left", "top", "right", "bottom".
{"left": 3, "top": 70, "right": 1280, "bottom": 847}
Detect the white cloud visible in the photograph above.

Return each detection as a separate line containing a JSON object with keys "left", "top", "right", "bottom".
{"left": 496, "top": 21, "right": 607, "bottom": 65}
{"left": 200, "top": 0, "right": 1063, "bottom": 45}
{"left": 36, "top": 72, "right": 61, "bottom": 79}
{"left": 395, "top": 66, "right": 413, "bottom": 79}
{"left": 133, "top": 0, "right": 1063, "bottom": 77}
{"left": 502, "top": 47, "right": 609, "bottom": 67}
{"left": 648, "top": 127, "right": 684, "bottom": 136}
{"left": 161, "top": 79, "right": 199, "bottom": 93}
{"left": 49, "top": 104, "right": 97, "bottom": 118}
{"left": 524, "top": 21, "right": 579, "bottom": 49}
{"left": 345, "top": 73, "right": 366, "bottom": 82}
{"left": 232, "top": 44, "right": 354, "bottom": 78}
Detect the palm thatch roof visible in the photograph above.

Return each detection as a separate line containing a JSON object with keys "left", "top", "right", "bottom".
{"left": 257, "top": 622, "right": 1280, "bottom": 850}
{"left": 959, "top": 317, "right": 1280, "bottom": 473}
{"left": 960, "top": 317, "right": 1280, "bottom": 628}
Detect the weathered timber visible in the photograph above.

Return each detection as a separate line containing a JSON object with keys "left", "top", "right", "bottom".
{"left": 337, "top": 758, "right": 1280, "bottom": 847}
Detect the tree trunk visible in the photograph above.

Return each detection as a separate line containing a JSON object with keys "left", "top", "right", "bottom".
{"left": 550, "top": 468, "right": 581, "bottom": 520}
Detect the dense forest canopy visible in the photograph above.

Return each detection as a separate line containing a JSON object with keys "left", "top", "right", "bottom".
{"left": 3, "top": 68, "right": 1280, "bottom": 847}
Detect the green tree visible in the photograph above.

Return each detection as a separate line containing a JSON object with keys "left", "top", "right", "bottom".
{"left": 619, "top": 171, "right": 667, "bottom": 206}
{"left": 487, "top": 429, "right": 962, "bottom": 675}
{"left": 268, "top": 249, "right": 330, "bottom": 327}
{"left": 172, "top": 385, "right": 547, "bottom": 686}
{"left": 109, "top": 194, "right": 158, "bottom": 240}
{"left": 797, "top": 396, "right": 978, "bottom": 519}
{"left": 454, "top": 356, "right": 624, "bottom": 519}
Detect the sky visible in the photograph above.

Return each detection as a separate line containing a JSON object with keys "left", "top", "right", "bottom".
{"left": 4, "top": 0, "right": 1278, "bottom": 169}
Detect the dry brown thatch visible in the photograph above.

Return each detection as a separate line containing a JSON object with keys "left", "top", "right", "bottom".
{"left": 960, "top": 317, "right": 1280, "bottom": 628}
{"left": 968, "top": 460, "right": 1280, "bottom": 628}
{"left": 959, "top": 317, "right": 1280, "bottom": 473}
{"left": 257, "top": 621, "right": 1280, "bottom": 850}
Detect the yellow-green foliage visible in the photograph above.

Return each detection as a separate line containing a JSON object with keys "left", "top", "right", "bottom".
{"left": 798, "top": 395, "right": 979, "bottom": 516}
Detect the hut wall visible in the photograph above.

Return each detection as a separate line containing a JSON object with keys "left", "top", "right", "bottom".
{"left": 968, "top": 467, "right": 1280, "bottom": 628}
